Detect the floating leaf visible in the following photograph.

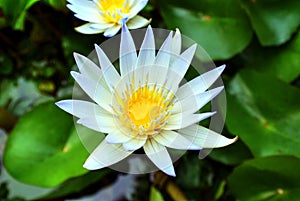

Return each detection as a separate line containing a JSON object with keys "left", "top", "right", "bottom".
{"left": 226, "top": 69, "right": 300, "bottom": 157}
{"left": 40, "top": 169, "right": 113, "bottom": 200}
{"left": 228, "top": 155, "right": 300, "bottom": 201}
{"left": 240, "top": 0, "right": 300, "bottom": 46}
{"left": 160, "top": 0, "right": 252, "bottom": 60}
{"left": 3, "top": 102, "right": 103, "bottom": 187}
{"left": 240, "top": 30, "right": 300, "bottom": 82}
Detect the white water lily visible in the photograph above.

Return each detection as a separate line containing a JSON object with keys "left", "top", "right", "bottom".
{"left": 56, "top": 25, "right": 237, "bottom": 176}
{"left": 67, "top": 0, "right": 150, "bottom": 36}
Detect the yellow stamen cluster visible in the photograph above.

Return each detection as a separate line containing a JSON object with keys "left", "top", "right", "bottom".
{"left": 96, "top": 0, "right": 130, "bottom": 24}
{"left": 112, "top": 80, "right": 174, "bottom": 137}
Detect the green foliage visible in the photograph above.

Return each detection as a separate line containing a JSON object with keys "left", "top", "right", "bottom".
{"left": 240, "top": 0, "right": 300, "bottom": 46}
{"left": 229, "top": 155, "right": 300, "bottom": 201}
{"left": 160, "top": 0, "right": 253, "bottom": 60}
{"left": 0, "top": 0, "right": 300, "bottom": 200}
{"left": 40, "top": 169, "right": 114, "bottom": 200}
{"left": 239, "top": 31, "right": 300, "bottom": 82}
{"left": 0, "top": 0, "right": 39, "bottom": 30}
{"left": 209, "top": 139, "right": 253, "bottom": 165}
{"left": 3, "top": 102, "right": 98, "bottom": 187}
{"left": 226, "top": 69, "right": 300, "bottom": 158}
{"left": 149, "top": 186, "right": 165, "bottom": 201}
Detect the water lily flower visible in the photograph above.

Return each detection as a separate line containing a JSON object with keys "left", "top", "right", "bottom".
{"left": 56, "top": 25, "right": 237, "bottom": 176}
{"left": 67, "top": 0, "right": 150, "bottom": 36}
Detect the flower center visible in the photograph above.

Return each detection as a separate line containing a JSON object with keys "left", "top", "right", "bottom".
{"left": 127, "top": 87, "right": 165, "bottom": 128}
{"left": 112, "top": 82, "right": 174, "bottom": 136}
{"left": 97, "top": 0, "right": 130, "bottom": 24}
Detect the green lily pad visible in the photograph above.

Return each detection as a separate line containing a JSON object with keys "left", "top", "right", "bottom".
{"left": 240, "top": 0, "right": 300, "bottom": 46}
{"left": 160, "top": 0, "right": 252, "bottom": 60}
{"left": 40, "top": 169, "right": 113, "bottom": 200}
{"left": 226, "top": 69, "right": 300, "bottom": 158}
{"left": 3, "top": 102, "right": 102, "bottom": 187}
{"left": 0, "top": 0, "right": 39, "bottom": 30}
{"left": 240, "top": 30, "right": 300, "bottom": 83}
{"left": 228, "top": 155, "right": 300, "bottom": 201}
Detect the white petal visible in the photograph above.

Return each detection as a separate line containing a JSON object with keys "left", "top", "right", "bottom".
{"left": 105, "top": 130, "right": 132, "bottom": 144}
{"left": 172, "top": 28, "right": 181, "bottom": 55}
{"left": 164, "top": 112, "right": 216, "bottom": 130}
{"left": 127, "top": 15, "right": 150, "bottom": 29}
{"left": 67, "top": 0, "right": 95, "bottom": 9}
{"left": 136, "top": 25, "right": 155, "bottom": 68}
{"left": 173, "top": 86, "right": 224, "bottom": 115}
{"left": 128, "top": 0, "right": 148, "bottom": 18}
{"left": 155, "top": 31, "right": 173, "bottom": 68}
{"left": 176, "top": 65, "right": 226, "bottom": 100}
{"left": 67, "top": 4, "right": 101, "bottom": 23}
{"left": 143, "top": 139, "right": 176, "bottom": 176}
{"left": 73, "top": 53, "right": 103, "bottom": 83}
{"left": 178, "top": 124, "right": 238, "bottom": 148}
{"left": 120, "top": 24, "right": 137, "bottom": 75}
{"left": 122, "top": 136, "right": 147, "bottom": 151}
{"left": 77, "top": 115, "right": 115, "bottom": 133}
{"left": 55, "top": 100, "right": 109, "bottom": 119}
{"left": 71, "top": 72, "right": 113, "bottom": 113}
{"left": 103, "top": 25, "right": 121, "bottom": 37}
{"left": 168, "top": 44, "right": 197, "bottom": 88}
{"left": 94, "top": 44, "right": 121, "bottom": 91}
{"left": 75, "top": 23, "right": 105, "bottom": 34}
{"left": 90, "top": 23, "right": 114, "bottom": 30}
{"left": 153, "top": 130, "right": 201, "bottom": 150}
{"left": 83, "top": 140, "right": 133, "bottom": 170}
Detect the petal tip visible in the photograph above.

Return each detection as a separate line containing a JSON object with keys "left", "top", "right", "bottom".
{"left": 162, "top": 165, "right": 176, "bottom": 177}
{"left": 83, "top": 156, "right": 104, "bottom": 170}
{"left": 217, "top": 64, "right": 226, "bottom": 73}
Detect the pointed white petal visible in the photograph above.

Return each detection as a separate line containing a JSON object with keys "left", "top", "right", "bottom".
{"left": 172, "top": 28, "right": 181, "bottom": 55}
{"left": 95, "top": 44, "right": 121, "bottom": 91}
{"left": 153, "top": 130, "right": 201, "bottom": 150}
{"left": 75, "top": 23, "right": 105, "bottom": 34}
{"left": 168, "top": 44, "right": 197, "bottom": 88}
{"left": 77, "top": 115, "right": 115, "bottom": 133}
{"left": 120, "top": 24, "right": 137, "bottom": 76}
{"left": 67, "top": 0, "right": 95, "bottom": 9}
{"left": 173, "top": 86, "right": 224, "bottom": 115}
{"left": 136, "top": 25, "right": 155, "bottom": 68}
{"left": 143, "top": 139, "right": 176, "bottom": 176}
{"left": 55, "top": 100, "right": 109, "bottom": 119}
{"left": 127, "top": 15, "right": 150, "bottom": 29}
{"left": 123, "top": 136, "right": 147, "bottom": 151}
{"left": 176, "top": 65, "right": 226, "bottom": 100}
{"left": 67, "top": 4, "right": 101, "bottom": 23}
{"left": 71, "top": 72, "right": 113, "bottom": 113}
{"left": 105, "top": 130, "right": 132, "bottom": 144}
{"left": 128, "top": 0, "right": 148, "bottom": 18}
{"left": 178, "top": 124, "right": 238, "bottom": 148}
{"left": 73, "top": 53, "right": 103, "bottom": 83}
{"left": 83, "top": 140, "right": 133, "bottom": 170}
{"left": 155, "top": 31, "right": 173, "bottom": 68}
{"left": 164, "top": 112, "right": 216, "bottom": 130}
{"left": 103, "top": 25, "right": 121, "bottom": 37}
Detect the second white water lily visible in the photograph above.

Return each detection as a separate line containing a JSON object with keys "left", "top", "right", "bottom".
{"left": 56, "top": 25, "right": 237, "bottom": 176}
{"left": 67, "top": 0, "right": 150, "bottom": 36}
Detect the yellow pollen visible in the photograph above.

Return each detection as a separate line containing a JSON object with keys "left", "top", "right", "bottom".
{"left": 97, "top": 0, "right": 130, "bottom": 24}
{"left": 126, "top": 86, "right": 170, "bottom": 130}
